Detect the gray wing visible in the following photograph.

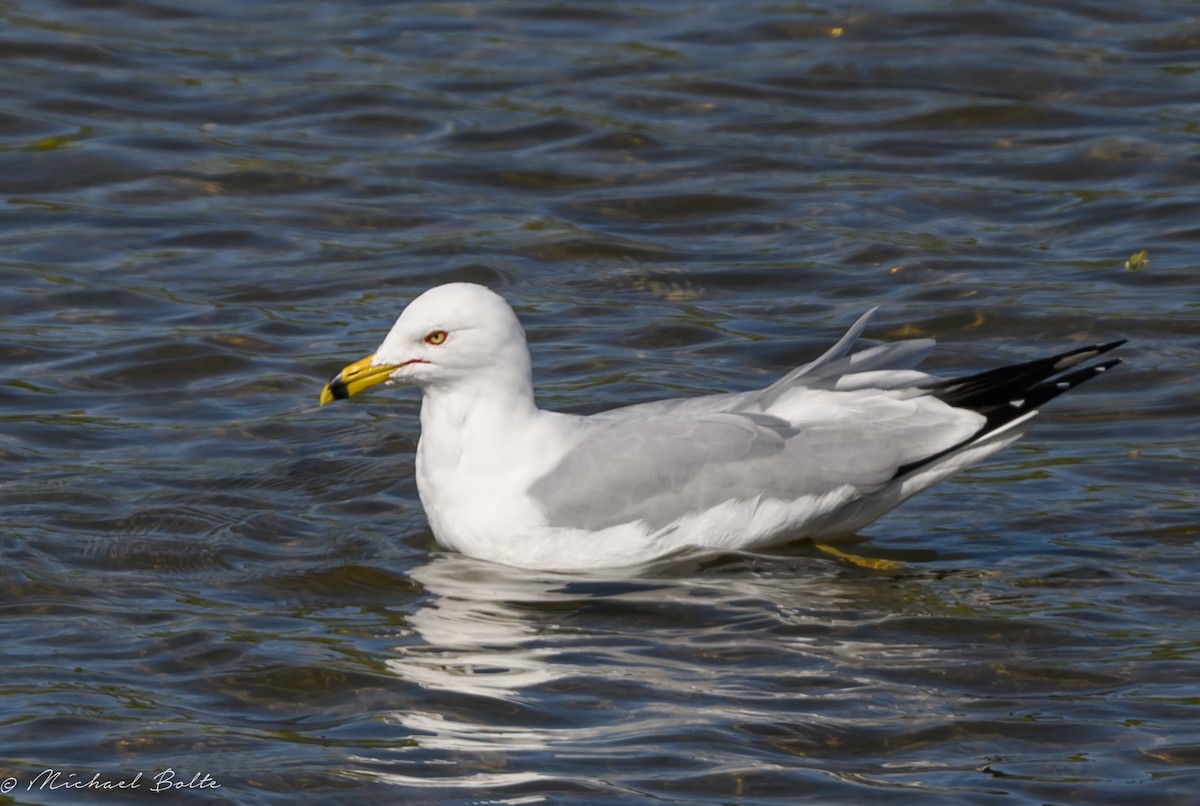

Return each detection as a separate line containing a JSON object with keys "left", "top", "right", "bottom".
{"left": 528, "top": 401, "right": 973, "bottom": 532}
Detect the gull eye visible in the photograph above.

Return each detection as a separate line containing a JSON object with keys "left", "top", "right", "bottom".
{"left": 424, "top": 329, "right": 448, "bottom": 346}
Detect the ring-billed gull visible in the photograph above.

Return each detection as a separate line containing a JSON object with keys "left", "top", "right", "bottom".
{"left": 320, "top": 283, "right": 1123, "bottom": 571}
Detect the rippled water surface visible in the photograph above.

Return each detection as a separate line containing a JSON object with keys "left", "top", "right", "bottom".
{"left": 3, "top": 0, "right": 1198, "bottom": 803}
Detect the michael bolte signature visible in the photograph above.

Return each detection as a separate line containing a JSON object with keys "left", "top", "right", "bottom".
{"left": 1, "top": 768, "right": 221, "bottom": 794}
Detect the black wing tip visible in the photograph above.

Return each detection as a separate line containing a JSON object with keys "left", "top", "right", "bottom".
{"left": 1051, "top": 338, "right": 1127, "bottom": 370}
{"left": 897, "top": 345, "right": 1128, "bottom": 479}
{"left": 953, "top": 344, "right": 1127, "bottom": 428}
{"left": 926, "top": 338, "right": 1126, "bottom": 408}
{"left": 1027, "top": 355, "right": 1122, "bottom": 403}
{"left": 893, "top": 340, "right": 1126, "bottom": 480}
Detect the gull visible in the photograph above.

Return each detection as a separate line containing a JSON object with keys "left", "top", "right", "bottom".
{"left": 319, "top": 283, "right": 1123, "bottom": 572}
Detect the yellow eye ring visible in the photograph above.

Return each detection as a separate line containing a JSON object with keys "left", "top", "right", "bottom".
{"left": 424, "top": 329, "right": 447, "bottom": 345}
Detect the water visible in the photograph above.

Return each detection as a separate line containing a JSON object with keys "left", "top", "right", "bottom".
{"left": 2, "top": 0, "right": 1198, "bottom": 802}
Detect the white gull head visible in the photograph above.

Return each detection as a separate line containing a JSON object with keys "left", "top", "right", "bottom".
{"left": 375, "top": 282, "right": 531, "bottom": 392}
{"left": 320, "top": 283, "right": 532, "bottom": 403}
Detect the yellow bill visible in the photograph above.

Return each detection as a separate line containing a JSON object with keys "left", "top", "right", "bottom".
{"left": 319, "top": 353, "right": 398, "bottom": 405}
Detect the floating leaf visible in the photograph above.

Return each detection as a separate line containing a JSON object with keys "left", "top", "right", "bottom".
{"left": 1124, "top": 249, "right": 1149, "bottom": 270}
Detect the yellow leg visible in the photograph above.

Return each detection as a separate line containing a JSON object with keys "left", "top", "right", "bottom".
{"left": 815, "top": 543, "right": 904, "bottom": 571}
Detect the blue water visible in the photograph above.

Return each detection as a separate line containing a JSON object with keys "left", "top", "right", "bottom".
{"left": 2, "top": 0, "right": 1197, "bottom": 803}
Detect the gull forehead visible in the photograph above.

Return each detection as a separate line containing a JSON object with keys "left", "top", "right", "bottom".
{"left": 398, "top": 282, "right": 514, "bottom": 325}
